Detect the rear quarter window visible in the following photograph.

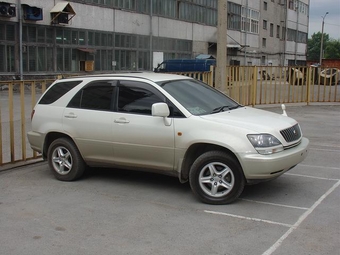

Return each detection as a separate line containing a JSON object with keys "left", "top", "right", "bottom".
{"left": 38, "top": 81, "right": 82, "bottom": 104}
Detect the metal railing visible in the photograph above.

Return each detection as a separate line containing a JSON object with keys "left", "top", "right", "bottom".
{"left": 0, "top": 66, "right": 339, "bottom": 166}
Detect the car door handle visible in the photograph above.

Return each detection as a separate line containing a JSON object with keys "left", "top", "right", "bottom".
{"left": 114, "top": 118, "right": 130, "bottom": 124}
{"left": 64, "top": 113, "right": 77, "bottom": 118}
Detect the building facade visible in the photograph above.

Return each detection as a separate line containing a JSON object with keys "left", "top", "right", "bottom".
{"left": 0, "top": 0, "right": 309, "bottom": 79}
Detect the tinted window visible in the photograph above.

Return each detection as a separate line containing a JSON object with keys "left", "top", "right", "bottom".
{"left": 67, "top": 81, "right": 116, "bottom": 111}
{"left": 158, "top": 79, "right": 239, "bottom": 115}
{"left": 118, "top": 81, "right": 163, "bottom": 115}
{"left": 167, "top": 100, "right": 185, "bottom": 118}
{"left": 39, "top": 81, "right": 82, "bottom": 104}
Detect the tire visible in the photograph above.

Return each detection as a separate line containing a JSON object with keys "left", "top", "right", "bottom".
{"left": 47, "top": 138, "right": 85, "bottom": 181}
{"left": 189, "top": 151, "right": 245, "bottom": 205}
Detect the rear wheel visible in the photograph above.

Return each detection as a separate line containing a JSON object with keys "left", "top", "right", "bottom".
{"left": 189, "top": 151, "right": 245, "bottom": 204}
{"left": 47, "top": 138, "right": 85, "bottom": 181}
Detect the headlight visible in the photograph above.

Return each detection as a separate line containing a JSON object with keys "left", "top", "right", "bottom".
{"left": 247, "top": 134, "right": 283, "bottom": 155}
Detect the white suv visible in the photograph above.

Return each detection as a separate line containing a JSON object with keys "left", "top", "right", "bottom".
{"left": 28, "top": 73, "right": 309, "bottom": 204}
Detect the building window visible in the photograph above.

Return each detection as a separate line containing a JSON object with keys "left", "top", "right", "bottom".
{"left": 241, "top": 7, "right": 260, "bottom": 34}
{"left": 297, "top": 31, "right": 308, "bottom": 43}
{"left": 287, "top": 28, "right": 296, "bottom": 41}
{"left": 282, "top": 26, "right": 286, "bottom": 40}
{"left": 298, "top": 1, "right": 309, "bottom": 15}
{"left": 262, "top": 38, "right": 266, "bottom": 48}
{"left": 227, "top": 2, "right": 242, "bottom": 31}
{"left": 264, "top": 1, "right": 268, "bottom": 10}
{"left": 261, "top": 56, "right": 266, "bottom": 65}
{"left": 263, "top": 20, "right": 267, "bottom": 30}
{"left": 277, "top": 25, "right": 280, "bottom": 38}
{"left": 270, "top": 23, "right": 274, "bottom": 37}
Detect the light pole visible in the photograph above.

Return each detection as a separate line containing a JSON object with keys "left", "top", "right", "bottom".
{"left": 319, "top": 12, "right": 329, "bottom": 66}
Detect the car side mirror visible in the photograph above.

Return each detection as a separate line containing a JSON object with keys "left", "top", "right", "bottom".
{"left": 152, "top": 102, "right": 170, "bottom": 117}
{"left": 152, "top": 103, "right": 171, "bottom": 126}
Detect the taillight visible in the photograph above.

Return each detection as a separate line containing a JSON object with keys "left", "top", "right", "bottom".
{"left": 30, "top": 109, "right": 35, "bottom": 120}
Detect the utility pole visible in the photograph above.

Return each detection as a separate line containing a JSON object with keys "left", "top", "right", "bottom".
{"left": 18, "top": 0, "right": 23, "bottom": 80}
{"left": 216, "top": 0, "right": 227, "bottom": 92}
{"left": 319, "top": 12, "right": 329, "bottom": 66}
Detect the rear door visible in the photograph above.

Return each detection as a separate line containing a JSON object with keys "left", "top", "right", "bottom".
{"left": 63, "top": 80, "right": 117, "bottom": 164}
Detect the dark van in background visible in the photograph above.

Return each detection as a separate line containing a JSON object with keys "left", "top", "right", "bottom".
{"left": 154, "top": 59, "right": 216, "bottom": 73}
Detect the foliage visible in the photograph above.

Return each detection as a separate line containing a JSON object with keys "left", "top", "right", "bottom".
{"left": 307, "top": 32, "right": 329, "bottom": 61}
{"left": 325, "top": 39, "right": 340, "bottom": 59}
{"left": 307, "top": 32, "right": 340, "bottom": 61}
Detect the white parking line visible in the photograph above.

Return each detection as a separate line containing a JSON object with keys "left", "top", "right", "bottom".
{"left": 309, "top": 144, "right": 340, "bottom": 149}
{"left": 204, "top": 210, "right": 293, "bottom": 228}
{"left": 239, "top": 199, "right": 308, "bottom": 210}
{"left": 284, "top": 172, "right": 340, "bottom": 181}
{"left": 309, "top": 147, "right": 340, "bottom": 152}
{"left": 298, "top": 164, "right": 340, "bottom": 171}
{"left": 262, "top": 180, "right": 340, "bottom": 255}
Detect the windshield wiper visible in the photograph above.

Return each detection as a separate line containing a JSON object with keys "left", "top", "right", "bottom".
{"left": 211, "top": 105, "right": 242, "bottom": 114}
{"left": 211, "top": 106, "right": 231, "bottom": 114}
{"left": 228, "top": 105, "right": 242, "bottom": 110}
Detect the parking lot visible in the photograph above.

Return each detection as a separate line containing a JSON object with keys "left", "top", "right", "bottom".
{"left": 0, "top": 104, "right": 339, "bottom": 255}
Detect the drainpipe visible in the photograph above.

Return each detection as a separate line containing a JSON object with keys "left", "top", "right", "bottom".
{"left": 18, "top": 0, "right": 23, "bottom": 80}
{"left": 216, "top": 0, "right": 227, "bottom": 92}
{"left": 244, "top": 0, "right": 248, "bottom": 65}
{"left": 149, "top": 0, "right": 153, "bottom": 71}
{"left": 294, "top": 2, "right": 299, "bottom": 65}
{"left": 283, "top": 2, "right": 288, "bottom": 66}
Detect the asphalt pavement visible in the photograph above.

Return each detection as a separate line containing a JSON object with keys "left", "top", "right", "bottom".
{"left": 0, "top": 104, "right": 339, "bottom": 255}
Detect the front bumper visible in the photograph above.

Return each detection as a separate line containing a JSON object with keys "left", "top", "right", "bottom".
{"left": 240, "top": 137, "right": 309, "bottom": 181}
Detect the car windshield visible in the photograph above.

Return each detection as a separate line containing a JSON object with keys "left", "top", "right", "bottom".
{"left": 157, "top": 79, "right": 241, "bottom": 116}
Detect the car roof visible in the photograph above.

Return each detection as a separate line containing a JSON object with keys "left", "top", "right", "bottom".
{"left": 61, "top": 72, "right": 192, "bottom": 83}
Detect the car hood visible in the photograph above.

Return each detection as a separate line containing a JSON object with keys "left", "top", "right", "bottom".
{"left": 200, "top": 107, "right": 297, "bottom": 133}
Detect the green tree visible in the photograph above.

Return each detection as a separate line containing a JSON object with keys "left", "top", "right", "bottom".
{"left": 325, "top": 39, "right": 340, "bottom": 59}
{"left": 307, "top": 32, "right": 329, "bottom": 61}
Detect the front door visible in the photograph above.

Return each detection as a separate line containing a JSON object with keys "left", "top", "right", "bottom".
{"left": 112, "top": 80, "right": 175, "bottom": 171}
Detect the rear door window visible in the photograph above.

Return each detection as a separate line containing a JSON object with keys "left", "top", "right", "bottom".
{"left": 67, "top": 80, "right": 117, "bottom": 111}
{"left": 39, "top": 81, "right": 82, "bottom": 104}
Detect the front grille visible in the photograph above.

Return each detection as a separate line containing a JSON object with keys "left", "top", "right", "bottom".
{"left": 280, "top": 124, "right": 301, "bottom": 143}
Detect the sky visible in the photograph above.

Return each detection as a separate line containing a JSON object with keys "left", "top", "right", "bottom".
{"left": 309, "top": 0, "right": 340, "bottom": 39}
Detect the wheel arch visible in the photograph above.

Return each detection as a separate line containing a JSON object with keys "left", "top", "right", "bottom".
{"left": 43, "top": 132, "right": 75, "bottom": 160}
{"left": 180, "top": 143, "right": 243, "bottom": 182}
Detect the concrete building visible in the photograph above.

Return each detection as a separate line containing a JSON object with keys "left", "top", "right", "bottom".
{"left": 0, "top": 0, "right": 309, "bottom": 79}
{"left": 259, "top": 0, "right": 309, "bottom": 66}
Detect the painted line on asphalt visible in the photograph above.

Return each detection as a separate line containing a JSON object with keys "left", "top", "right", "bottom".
{"left": 298, "top": 163, "right": 340, "bottom": 171}
{"left": 309, "top": 143, "right": 340, "bottom": 149}
{"left": 262, "top": 180, "right": 340, "bottom": 255}
{"left": 309, "top": 147, "right": 340, "bottom": 152}
{"left": 284, "top": 172, "right": 340, "bottom": 181}
{"left": 239, "top": 199, "right": 309, "bottom": 210}
{"left": 204, "top": 210, "right": 293, "bottom": 228}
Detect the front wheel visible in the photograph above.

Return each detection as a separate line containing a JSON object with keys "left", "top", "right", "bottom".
{"left": 189, "top": 151, "right": 245, "bottom": 205}
{"left": 47, "top": 138, "right": 85, "bottom": 181}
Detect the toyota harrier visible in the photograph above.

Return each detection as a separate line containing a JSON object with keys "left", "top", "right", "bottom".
{"left": 28, "top": 73, "right": 309, "bottom": 204}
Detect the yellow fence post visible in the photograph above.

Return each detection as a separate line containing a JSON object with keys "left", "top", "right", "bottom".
{"left": 20, "top": 81, "right": 26, "bottom": 160}
{"left": 9, "top": 82, "right": 15, "bottom": 162}
{"left": 209, "top": 65, "right": 214, "bottom": 87}
{"left": 0, "top": 89, "right": 2, "bottom": 165}
{"left": 306, "top": 66, "right": 312, "bottom": 105}
{"left": 252, "top": 66, "right": 258, "bottom": 107}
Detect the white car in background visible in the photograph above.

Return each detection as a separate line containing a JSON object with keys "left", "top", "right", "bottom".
{"left": 319, "top": 68, "right": 340, "bottom": 85}
{"left": 27, "top": 73, "right": 309, "bottom": 204}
